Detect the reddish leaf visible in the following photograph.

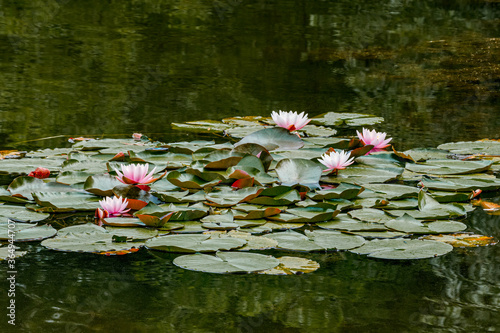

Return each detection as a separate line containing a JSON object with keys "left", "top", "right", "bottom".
{"left": 127, "top": 199, "right": 148, "bottom": 211}
{"left": 231, "top": 178, "right": 254, "bottom": 189}
{"left": 392, "top": 146, "right": 416, "bottom": 162}
{"left": 28, "top": 167, "right": 50, "bottom": 179}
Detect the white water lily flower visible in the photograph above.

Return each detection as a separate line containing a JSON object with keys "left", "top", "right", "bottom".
{"left": 271, "top": 110, "right": 311, "bottom": 131}
{"left": 318, "top": 150, "right": 355, "bottom": 173}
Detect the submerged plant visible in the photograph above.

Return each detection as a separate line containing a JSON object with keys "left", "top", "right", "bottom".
{"left": 96, "top": 196, "right": 130, "bottom": 218}
{"left": 271, "top": 110, "right": 311, "bottom": 132}
{"left": 356, "top": 128, "right": 392, "bottom": 154}
{"left": 318, "top": 150, "right": 355, "bottom": 174}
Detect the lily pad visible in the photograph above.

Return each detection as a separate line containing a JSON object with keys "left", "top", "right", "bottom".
{"left": 0, "top": 204, "right": 49, "bottom": 223}
{"left": 235, "top": 127, "right": 304, "bottom": 151}
{"left": 41, "top": 223, "right": 142, "bottom": 254}
{"left": 405, "top": 160, "right": 492, "bottom": 175}
{"left": 8, "top": 177, "right": 76, "bottom": 201}
{"left": 173, "top": 252, "right": 280, "bottom": 274}
{"left": 316, "top": 214, "right": 389, "bottom": 232}
{"left": 420, "top": 233, "right": 498, "bottom": 247}
{"left": 102, "top": 217, "right": 146, "bottom": 227}
{"left": 350, "top": 238, "right": 454, "bottom": 260}
{"left": 384, "top": 214, "right": 467, "bottom": 234}
{"left": 264, "top": 230, "right": 365, "bottom": 252}
{"left": 0, "top": 223, "right": 57, "bottom": 242}
{"left": 145, "top": 234, "right": 246, "bottom": 253}
{"left": 275, "top": 158, "right": 322, "bottom": 189}
{"left": 84, "top": 174, "right": 123, "bottom": 196}
{"left": 258, "top": 256, "right": 320, "bottom": 275}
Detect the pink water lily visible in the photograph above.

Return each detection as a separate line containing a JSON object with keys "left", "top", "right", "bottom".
{"left": 318, "top": 150, "right": 355, "bottom": 174}
{"left": 271, "top": 110, "right": 311, "bottom": 131}
{"left": 97, "top": 196, "right": 130, "bottom": 218}
{"left": 356, "top": 128, "right": 392, "bottom": 154}
{"left": 113, "top": 163, "right": 157, "bottom": 185}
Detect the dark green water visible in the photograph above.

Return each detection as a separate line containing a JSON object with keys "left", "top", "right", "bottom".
{"left": 0, "top": 0, "right": 499, "bottom": 332}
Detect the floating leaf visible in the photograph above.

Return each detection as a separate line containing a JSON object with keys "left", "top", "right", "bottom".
{"left": 41, "top": 223, "right": 142, "bottom": 254}
{"left": 0, "top": 223, "right": 56, "bottom": 242}
{"left": 348, "top": 208, "right": 393, "bottom": 224}
{"left": 33, "top": 192, "right": 101, "bottom": 211}
{"left": 167, "top": 171, "right": 220, "bottom": 189}
{"left": 102, "top": 217, "right": 146, "bottom": 227}
{"left": 235, "top": 127, "right": 304, "bottom": 151}
{"left": 84, "top": 174, "right": 123, "bottom": 196}
{"left": 258, "top": 256, "right": 320, "bottom": 275}
{"left": 264, "top": 230, "right": 364, "bottom": 252}
{"left": 350, "top": 238, "right": 453, "bottom": 259}
{"left": 384, "top": 214, "right": 466, "bottom": 234}
{"left": 316, "top": 214, "right": 388, "bottom": 232}
{"left": 145, "top": 234, "right": 246, "bottom": 253}
{"left": 275, "top": 158, "right": 322, "bottom": 189}
{"left": 173, "top": 252, "right": 279, "bottom": 274}
{"left": 421, "top": 177, "right": 500, "bottom": 192}
{"left": 405, "top": 160, "right": 492, "bottom": 175}
{"left": 0, "top": 204, "right": 49, "bottom": 223}
{"left": 8, "top": 177, "right": 76, "bottom": 201}
{"left": 420, "top": 233, "right": 498, "bottom": 247}
{"left": 310, "top": 112, "right": 383, "bottom": 127}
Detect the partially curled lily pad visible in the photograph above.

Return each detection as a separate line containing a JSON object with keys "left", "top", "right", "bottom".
{"left": 41, "top": 223, "right": 142, "bottom": 254}
{"left": 258, "top": 256, "right": 320, "bottom": 275}
{"left": 84, "top": 174, "right": 123, "bottom": 196}
{"left": 405, "top": 159, "right": 492, "bottom": 175}
{"left": 0, "top": 204, "right": 50, "bottom": 223}
{"left": 102, "top": 217, "right": 146, "bottom": 227}
{"left": 350, "top": 238, "right": 453, "bottom": 260}
{"left": 263, "top": 230, "right": 365, "bottom": 252}
{"left": 420, "top": 233, "right": 498, "bottom": 247}
{"left": 173, "top": 251, "right": 280, "bottom": 274}
{"left": 384, "top": 214, "right": 467, "bottom": 234}
{"left": 145, "top": 234, "right": 246, "bottom": 253}
{"left": 0, "top": 223, "right": 57, "bottom": 242}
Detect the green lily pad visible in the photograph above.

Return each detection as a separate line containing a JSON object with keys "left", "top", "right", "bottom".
{"left": 275, "top": 158, "right": 322, "bottom": 189}
{"left": 362, "top": 184, "right": 419, "bottom": 200}
{"left": 310, "top": 183, "right": 364, "bottom": 200}
{"left": 145, "top": 234, "right": 246, "bottom": 253}
{"left": 0, "top": 223, "right": 57, "bottom": 242}
{"left": 33, "top": 192, "right": 101, "bottom": 211}
{"left": 405, "top": 160, "right": 493, "bottom": 175}
{"left": 348, "top": 208, "right": 394, "bottom": 224}
{"left": 173, "top": 252, "right": 280, "bottom": 274}
{"left": 41, "top": 223, "right": 142, "bottom": 254}
{"left": 57, "top": 171, "right": 94, "bottom": 185}
{"left": 245, "top": 222, "right": 304, "bottom": 234}
{"left": 8, "top": 177, "right": 76, "bottom": 201}
{"left": 350, "top": 238, "right": 453, "bottom": 260}
{"left": 207, "top": 230, "right": 278, "bottom": 251}
{"left": 167, "top": 171, "right": 220, "bottom": 189}
{"left": 264, "top": 230, "right": 365, "bottom": 252}
{"left": 268, "top": 207, "right": 339, "bottom": 223}
{"left": 384, "top": 214, "right": 467, "bottom": 234}
{"left": 84, "top": 174, "right": 123, "bottom": 196}
{"left": 316, "top": 214, "right": 389, "bottom": 232}
{"left": 421, "top": 177, "right": 500, "bottom": 192}
{"left": 104, "top": 226, "right": 158, "bottom": 241}
{"left": 0, "top": 204, "right": 49, "bottom": 223}
{"left": 205, "top": 187, "right": 264, "bottom": 207}
{"left": 171, "top": 120, "right": 233, "bottom": 134}
{"left": 437, "top": 140, "right": 500, "bottom": 155}
{"left": 258, "top": 256, "right": 320, "bottom": 275}
{"left": 0, "top": 158, "right": 62, "bottom": 176}
{"left": 235, "top": 127, "right": 304, "bottom": 151}
{"left": 102, "top": 217, "right": 146, "bottom": 227}
{"left": 310, "top": 112, "right": 383, "bottom": 127}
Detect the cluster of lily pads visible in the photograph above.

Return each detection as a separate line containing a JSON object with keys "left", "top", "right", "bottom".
{"left": 0, "top": 111, "right": 498, "bottom": 274}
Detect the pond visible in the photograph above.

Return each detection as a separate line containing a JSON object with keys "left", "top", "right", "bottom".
{"left": 0, "top": 1, "right": 499, "bottom": 332}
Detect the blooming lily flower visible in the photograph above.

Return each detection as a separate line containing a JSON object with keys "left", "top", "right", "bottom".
{"left": 356, "top": 128, "right": 392, "bottom": 154}
{"left": 96, "top": 196, "right": 130, "bottom": 218}
{"left": 318, "top": 150, "right": 355, "bottom": 174}
{"left": 28, "top": 167, "right": 50, "bottom": 179}
{"left": 113, "top": 163, "right": 157, "bottom": 185}
{"left": 271, "top": 110, "right": 311, "bottom": 132}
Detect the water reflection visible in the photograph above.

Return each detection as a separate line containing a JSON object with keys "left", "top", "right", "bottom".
{"left": 0, "top": 0, "right": 498, "bottom": 150}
